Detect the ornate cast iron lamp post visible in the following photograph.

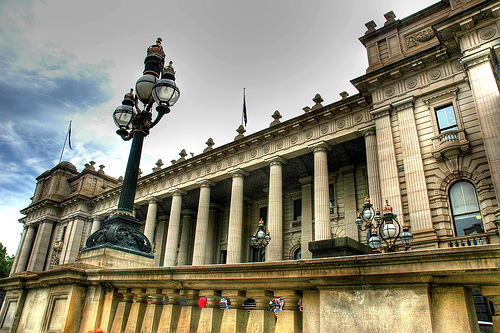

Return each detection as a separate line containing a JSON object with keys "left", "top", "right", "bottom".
{"left": 83, "top": 38, "right": 180, "bottom": 257}
{"left": 250, "top": 218, "right": 271, "bottom": 262}
{"left": 355, "top": 198, "right": 413, "bottom": 252}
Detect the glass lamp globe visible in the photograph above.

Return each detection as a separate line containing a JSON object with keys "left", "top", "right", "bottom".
{"left": 135, "top": 74, "right": 157, "bottom": 104}
{"left": 368, "top": 231, "right": 382, "bottom": 249}
{"left": 400, "top": 227, "right": 413, "bottom": 246}
{"left": 363, "top": 208, "right": 373, "bottom": 221}
{"left": 257, "top": 230, "right": 265, "bottom": 239}
{"left": 152, "top": 78, "right": 180, "bottom": 112}
{"left": 113, "top": 104, "right": 134, "bottom": 129}
{"left": 383, "top": 222, "right": 397, "bottom": 238}
{"left": 264, "top": 233, "right": 271, "bottom": 243}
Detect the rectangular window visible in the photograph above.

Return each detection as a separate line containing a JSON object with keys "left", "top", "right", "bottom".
{"left": 435, "top": 104, "right": 458, "bottom": 133}
{"left": 293, "top": 199, "right": 302, "bottom": 221}
{"left": 329, "top": 183, "right": 335, "bottom": 208}
{"left": 259, "top": 207, "right": 268, "bottom": 224}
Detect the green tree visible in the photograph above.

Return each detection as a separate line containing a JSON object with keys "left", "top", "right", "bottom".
{"left": 0, "top": 243, "right": 14, "bottom": 278}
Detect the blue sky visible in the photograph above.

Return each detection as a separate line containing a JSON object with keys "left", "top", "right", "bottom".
{"left": 0, "top": 0, "right": 437, "bottom": 255}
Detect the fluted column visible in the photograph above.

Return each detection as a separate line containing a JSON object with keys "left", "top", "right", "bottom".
{"left": 267, "top": 158, "right": 285, "bottom": 262}
{"left": 90, "top": 216, "right": 103, "bottom": 235}
{"left": 371, "top": 105, "right": 404, "bottom": 220}
{"left": 15, "top": 225, "right": 36, "bottom": 273}
{"left": 343, "top": 168, "right": 358, "bottom": 241}
{"left": 462, "top": 48, "right": 500, "bottom": 221}
{"left": 227, "top": 170, "right": 246, "bottom": 264}
{"left": 204, "top": 206, "right": 217, "bottom": 265}
{"left": 27, "top": 220, "right": 55, "bottom": 271}
{"left": 192, "top": 181, "right": 213, "bottom": 266}
{"left": 164, "top": 190, "right": 184, "bottom": 267}
{"left": 61, "top": 216, "right": 86, "bottom": 264}
{"left": 178, "top": 211, "right": 194, "bottom": 266}
{"left": 363, "top": 128, "right": 382, "bottom": 211}
{"left": 144, "top": 198, "right": 158, "bottom": 245}
{"left": 393, "top": 97, "right": 433, "bottom": 230}
{"left": 300, "top": 176, "right": 313, "bottom": 259}
{"left": 312, "top": 143, "right": 331, "bottom": 241}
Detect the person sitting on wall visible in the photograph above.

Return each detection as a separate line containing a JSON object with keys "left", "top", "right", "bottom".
{"left": 220, "top": 297, "right": 231, "bottom": 309}
{"left": 198, "top": 296, "right": 207, "bottom": 308}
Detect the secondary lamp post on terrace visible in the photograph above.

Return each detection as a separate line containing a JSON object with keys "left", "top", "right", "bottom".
{"left": 250, "top": 218, "right": 271, "bottom": 262}
{"left": 355, "top": 198, "right": 413, "bottom": 252}
{"left": 83, "top": 38, "right": 180, "bottom": 258}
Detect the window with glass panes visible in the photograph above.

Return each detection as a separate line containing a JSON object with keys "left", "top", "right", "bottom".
{"left": 435, "top": 104, "right": 458, "bottom": 133}
{"left": 449, "top": 181, "right": 483, "bottom": 236}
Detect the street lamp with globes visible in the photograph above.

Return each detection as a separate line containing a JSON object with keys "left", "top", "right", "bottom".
{"left": 83, "top": 38, "right": 180, "bottom": 257}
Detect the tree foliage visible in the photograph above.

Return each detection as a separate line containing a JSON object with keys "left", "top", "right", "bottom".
{"left": 0, "top": 243, "right": 14, "bottom": 278}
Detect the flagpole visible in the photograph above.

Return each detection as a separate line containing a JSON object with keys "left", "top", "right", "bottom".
{"left": 59, "top": 120, "right": 72, "bottom": 163}
{"left": 242, "top": 88, "right": 247, "bottom": 127}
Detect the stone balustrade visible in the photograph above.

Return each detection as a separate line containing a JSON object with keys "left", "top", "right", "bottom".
{"left": 1, "top": 245, "right": 499, "bottom": 332}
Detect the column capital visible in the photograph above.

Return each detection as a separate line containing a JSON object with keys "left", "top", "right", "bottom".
{"left": 264, "top": 156, "right": 287, "bottom": 166}
{"left": 370, "top": 104, "right": 392, "bottom": 119}
{"left": 360, "top": 126, "right": 376, "bottom": 138}
{"left": 460, "top": 47, "right": 494, "bottom": 69}
{"left": 170, "top": 188, "right": 186, "bottom": 197}
{"left": 308, "top": 141, "right": 330, "bottom": 153}
{"left": 391, "top": 96, "right": 415, "bottom": 112}
{"left": 145, "top": 196, "right": 159, "bottom": 204}
{"left": 227, "top": 168, "right": 248, "bottom": 178}
{"left": 196, "top": 179, "right": 215, "bottom": 188}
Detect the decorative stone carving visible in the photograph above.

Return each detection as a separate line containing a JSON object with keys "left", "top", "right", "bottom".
{"left": 405, "top": 28, "right": 435, "bottom": 49}
{"left": 152, "top": 159, "right": 163, "bottom": 172}
{"left": 234, "top": 125, "right": 246, "bottom": 140}
{"left": 311, "top": 94, "right": 324, "bottom": 111}
{"left": 270, "top": 110, "right": 282, "bottom": 127}
{"left": 204, "top": 138, "right": 215, "bottom": 152}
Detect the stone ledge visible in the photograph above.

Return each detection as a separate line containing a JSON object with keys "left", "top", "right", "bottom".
{"left": 308, "top": 237, "right": 373, "bottom": 258}
{"left": 77, "top": 247, "right": 155, "bottom": 269}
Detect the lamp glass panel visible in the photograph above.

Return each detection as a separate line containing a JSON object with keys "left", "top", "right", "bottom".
{"left": 113, "top": 105, "right": 134, "bottom": 129}
{"left": 135, "top": 74, "right": 157, "bottom": 104}
{"left": 383, "top": 223, "right": 397, "bottom": 238}
{"left": 152, "top": 79, "right": 180, "bottom": 106}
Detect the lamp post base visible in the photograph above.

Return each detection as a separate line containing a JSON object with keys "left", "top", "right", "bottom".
{"left": 81, "top": 212, "right": 153, "bottom": 259}
{"left": 308, "top": 237, "right": 372, "bottom": 258}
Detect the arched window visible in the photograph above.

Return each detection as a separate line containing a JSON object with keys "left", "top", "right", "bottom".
{"left": 449, "top": 181, "right": 483, "bottom": 236}
{"left": 293, "top": 248, "right": 301, "bottom": 260}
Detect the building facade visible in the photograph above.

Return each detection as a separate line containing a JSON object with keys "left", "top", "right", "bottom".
{"left": 2, "top": 0, "right": 500, "bottom": 332}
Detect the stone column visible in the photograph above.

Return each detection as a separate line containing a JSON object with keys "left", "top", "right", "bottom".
{"left": 300, "top": 176, "right": 313, "bottom": 259}
{"left": 430, "top": 286, "right": 479, "bottom": 333}
{"left": 197, "top": 289, "right": 223, "bottom": 333}
{"left": 461, "top": 49, "right": 500, "bottom": 220}
{"left": 312, "top": 143, "right": 331, "bottom": 241}
{"left": 363, "top": 128, "right": 382, "bottom": 211}
{"left": 140, "top": 289, "right": 164, "bottom": 333}
{"left": 26, "top": 220, "right": 55, "bottom": 272}
{"left": 157, "top": 289, "right": 181, "bottom": 332}
{"left": 164, "top": 190, "right": 184, "bottom": 267}
{"left": 275, "top": 290, "right": 302, "bottom": 332}
{"left": 178, "top": 211, "right": 194, "bottom": 266}
{"left": 267, "top": 158, "right": 285, "bottom": 262}
{"left": 204, "top": 206, "right": 217, "bottom": 265}
{"left": 371, "top": 105, "right": 404, "bottom": 220}
{"left": 125, "top": 288, "right": 149, "bottom": 332}
{"left": 14, "top": 225, "right": 36, "bottom": 273}
{"left": 61, "top": 216, "right": 86, "bottom": 264}
{"left": 192, "top": 181, "right": 213, "bottom": 266}
{"left": 90, "top": 216, "right": 103, "bottom": 235}
{"left": 246, "top": 290, "right": 275, "bottom": 332}
{"left": 227, "top": 170, "right": 246, "bottom": 264}
{"left": 177, "top": 290, "right": 201, "bottom": 332}
{"left": 393, "top": 98, "right": 434, "bottom": 233}
{"left": 219, "top": 290, "right": 248, "bottom": 333}
{"left": 342, "top": 168, "right": 358, "bottom": 241}
{"left": 144, "top": 198, "right": 158, "bottom": 245}
{"left": 110, "top": 289, "right": 134, "bottom": 333}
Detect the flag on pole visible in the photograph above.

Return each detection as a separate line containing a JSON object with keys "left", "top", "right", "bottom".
{"left": 242, "top": 88, "right": 248, "bottom": 127}
{"left": 68, "top": 121, "right": 73, "bottom": 150}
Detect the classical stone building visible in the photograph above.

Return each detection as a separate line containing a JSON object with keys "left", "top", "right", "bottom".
{"left": 1, "top": 0, "right": 499, "bottom": 332}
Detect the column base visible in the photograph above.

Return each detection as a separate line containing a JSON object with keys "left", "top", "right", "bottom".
{"left": 308, "top": 237, "right": 372, "bottom": 258}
